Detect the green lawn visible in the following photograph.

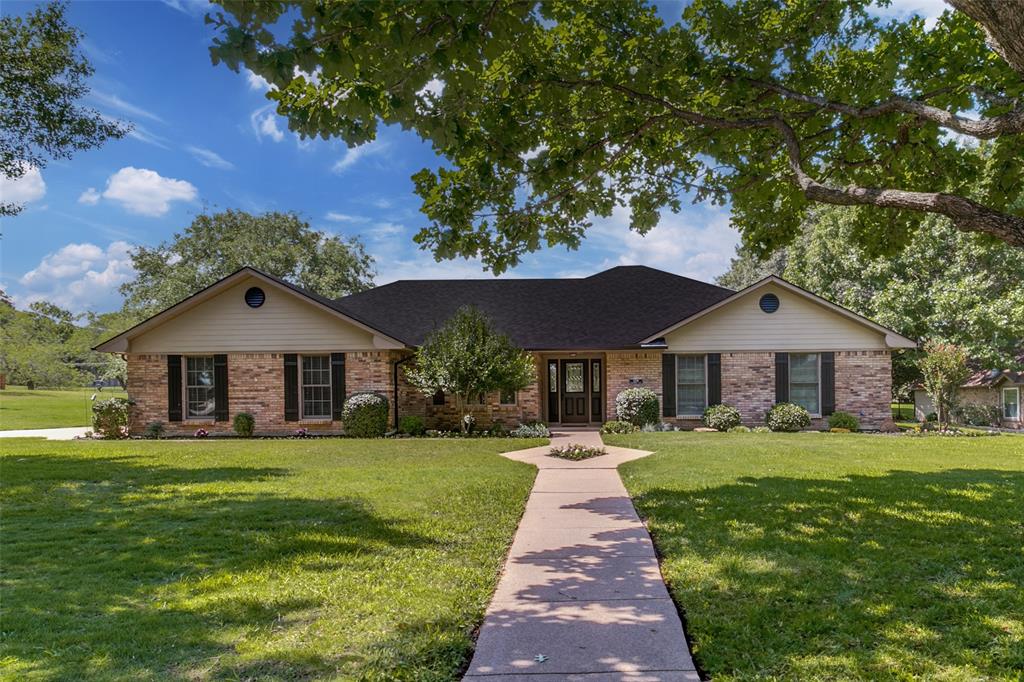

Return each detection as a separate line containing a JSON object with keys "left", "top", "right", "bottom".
{"left": 608, "top": 432, "right": 1024, "bottom": 681}
{"left": 0, "top": 385, "right": 127, "bottom": 430}
{"left": 0, "top": 437, "right": 541, "bottom": 681}
{"left": 891, "top": 401, "right": 915, "bottom": 421}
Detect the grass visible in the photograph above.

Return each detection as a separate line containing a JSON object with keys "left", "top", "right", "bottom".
{"left": 891, "top": 402, "right": 915, "bottom": 421}
{"left": 0, "top": 437, "right": 542, "bottom": 681}
{"left": 0, "top": 385, "right": 127, "bottom": 430}
{"left": 607, "top": 431, "right": 1024, "bottom": 681}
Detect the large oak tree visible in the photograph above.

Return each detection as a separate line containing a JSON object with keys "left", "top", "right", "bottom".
{"left": 208, "top": 0, "right": 1023, "bottom": 272}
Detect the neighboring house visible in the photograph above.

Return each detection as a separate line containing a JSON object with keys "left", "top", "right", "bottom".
{"left": 913, "top": 357, "right": 1024, "bottom": 428}
{"left": 96, "top": 265, "right": 916, "bottom": 435}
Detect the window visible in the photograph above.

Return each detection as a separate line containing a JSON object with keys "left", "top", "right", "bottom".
{"left": 1003, "top": 387, "right": 1020, "bottom": 421}
{"left": 676, "top": 355, "right": 706, "bottom": 416}
{"left": 592, "top": 362, "right": 601, "bottom": 392}
{"left": 500, "top": 388, "right": 517, "bottom": 405}
{"left": 469, "top": 391, "right": 486, "bottom": 405}
{"left": 790, "top": 353, "right": 820, "bottom": 414}
{"left": 186, "top": 356, "right": 215, "bottom": 418}
{"left": 301, "top": 355, "right": 331, "bottom": 419}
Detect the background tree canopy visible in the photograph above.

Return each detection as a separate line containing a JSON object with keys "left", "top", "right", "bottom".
{"left": 209, "top": 0, "right": 1023, "bottom": 273}
{"left": 120, "top": 209, "right": 375, "bottom": 316}
{"left": 0, "top": 1, "right": 127, "bottom": 217}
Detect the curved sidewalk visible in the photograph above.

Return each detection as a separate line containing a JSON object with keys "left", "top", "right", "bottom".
{"left": 465, "top": 429, "right": 697, "bottom": 681}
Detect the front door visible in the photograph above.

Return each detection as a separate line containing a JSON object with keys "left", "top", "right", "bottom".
{"left": 561, "top": 360, "right": 589, "bottom": 423}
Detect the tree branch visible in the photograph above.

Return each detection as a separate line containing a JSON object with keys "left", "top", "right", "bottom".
{"left": 745, "top": 78, "right": 1024, "bottom": 139}
{"left": 771, "top": 119, "right": 1024, "bottom": 246}
{"left": 948, "top": 0, "right": 1024, "bottom": 78}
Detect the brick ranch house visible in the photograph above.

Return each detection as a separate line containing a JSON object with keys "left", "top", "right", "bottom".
{"left": 913, "top": 354, "right": 1023, "bottom": 428}
{"left": 95, "top": 265, "right": 916, "bottom": 435}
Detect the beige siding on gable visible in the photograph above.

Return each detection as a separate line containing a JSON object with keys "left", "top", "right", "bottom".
{"left": 664, "top": 283, "right": 887, "bottom": 352}
{"left": 128, "top": 277, "right": 379, "bottom": 353}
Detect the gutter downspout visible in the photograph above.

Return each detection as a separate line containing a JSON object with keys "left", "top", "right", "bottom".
{"left": 393, "top": 355, "right": 414, "bottom": 430}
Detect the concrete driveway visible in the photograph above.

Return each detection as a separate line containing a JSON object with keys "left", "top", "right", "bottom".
{"left": 464, "top": 429, "right": 698, "bottom": 681}
{"left": 0, "top": 426, "right": 90, "bottom": 440}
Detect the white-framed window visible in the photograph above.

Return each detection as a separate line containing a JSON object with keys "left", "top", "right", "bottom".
{"left": 301, "top": 355, "right": 331, "bottom": 419}
{"left": 500, "top": 388, "right": 517, "bottom": 405}
{"left": 185, "top": 355, "right": 216, "bottom": 418}
{"left": 676, "top": 354, "right": 707, "bottom": 417}
{"left": 790, "top": 353, "right": 820, "bottom": 415}
{"left": 1003, "top": 387, "right": 1020, "bottom": 421}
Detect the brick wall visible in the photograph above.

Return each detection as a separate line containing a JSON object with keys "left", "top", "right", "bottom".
{"left": 719, "top": 351, "right": 777, "bottom": 426}
{"left": 605, "top": 352, "right": 663, "bottom": 423}
{"left": 127, "top": 351, "right": 399, "bottom": 436}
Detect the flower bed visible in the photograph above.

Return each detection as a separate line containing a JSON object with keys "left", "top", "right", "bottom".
{"left": 547, "top": 443, "right": 607, "bottom": 460}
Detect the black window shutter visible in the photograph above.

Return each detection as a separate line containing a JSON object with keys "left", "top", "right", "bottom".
{"left": 707, "top": 353, "right": 722, "bottom": 406}
{"left": 167, "top": 355, "right": 182, "bottom": 422}
{"left": 331, "top": 353, "right": 345, "bottom": 420}
{"left": 775, "top": 352, "right": 789, "bottom": 404}
{"left": 284, "top": 354, "right": 299, "bottom": 421}
{"left": 213, "top": 354, "right": 228, "bottom": 421}
{"left": 662, "top": 353, "right": 676, "bottom": 417}
{"left": 432, "top": 390, "right": 445, "bottom": 406}
{"left": 821, "top": 352, "right": 836, "bottom": 415}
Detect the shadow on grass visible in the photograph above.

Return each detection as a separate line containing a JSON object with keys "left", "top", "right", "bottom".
{"left": 632, "top": 468, "right": 1024, "bottom": 679}
{"left": 2, "top": 454, "right": 436, "bottom": 680}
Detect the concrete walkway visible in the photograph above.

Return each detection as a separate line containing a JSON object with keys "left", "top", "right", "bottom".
{"left": 0, "top": 426, "right": 90, "bottom": 440}
{"left": 465, "top": 429, "right": 698, "bottom": 681}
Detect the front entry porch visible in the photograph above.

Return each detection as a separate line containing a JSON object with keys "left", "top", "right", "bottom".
{"left": 543, "top": 356, "right": 605, "bottom": 425}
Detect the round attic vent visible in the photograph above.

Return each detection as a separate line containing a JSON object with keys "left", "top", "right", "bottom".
{"left": 759, "top": 293, "right": 780, "bottom": 313}
{"left": 244, "top": 286, "right": 266, "bottom": 308}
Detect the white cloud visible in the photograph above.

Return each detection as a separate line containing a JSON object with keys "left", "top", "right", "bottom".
{"left": 871, "top": 0, "right": 948, "bottom": 29}
{"left": 101, "top": 166, "right": 197, "bottom": 216}
{"left": 159, "top": 0, "right": 208, "bottom": 16}
{"left": 366, "top": 221, "right": 405, "bottom": 239}
{"left": 245, "top": 69, "right": 272, "bottom": 92}
{"left": 186, "top": 145, "right": 235, "bottom": 170}
{"left": 0, "top": 164, "right": 46, "bottom": 206}
{"left": 374, "top": 253, "right": 491, "bottom": 285}
{"left": 89, "top": 91, "right": 164, "bottom": 123}
{"left": 17, "top": 241, "right": 136, "bottom": 312}
{"left": 586, "top": 204, "right": 741, "bottom": 283}
{"left": 250, "top": 105, "right": 284, "bottom": 142}
{"left": 325, "top": 212, "right": 370, "bottom": 223}
{"left": 332, "top": 138, "right": 389, "bottom": 173}
{"left": 78, "top": 187, "right": 101, "bottom": 205}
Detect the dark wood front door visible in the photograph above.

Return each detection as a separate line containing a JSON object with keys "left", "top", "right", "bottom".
{"left": 561, "top": 360, "right": 589, "bottom": 423}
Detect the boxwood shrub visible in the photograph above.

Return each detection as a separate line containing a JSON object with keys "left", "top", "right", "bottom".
{"left": 233, "top": 412, "right": 255, "bottom": 437}
{"left": 601, "top": 420, "right": 638, "bottom": 434}
{"left": 615, "top": 387, "right": 659, "bottom": 427}
{"left": 703, "top": 404, "right": 742, "bottom": 431}
{"left": 342, "top": 392, "right": 389, "bottom": 438}
{"left": 766, "top": 402, "right": 811, "bottom": 432}
{"left": 827, "top": 411, "right": 860, "bottom": 431}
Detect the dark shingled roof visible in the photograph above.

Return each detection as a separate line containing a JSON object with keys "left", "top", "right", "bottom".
{"left": 331, "top": 265, "right": 734, "bottom": 349}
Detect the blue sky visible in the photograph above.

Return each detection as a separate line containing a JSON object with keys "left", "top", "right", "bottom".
{"left": 0, "top": 0, "right": 947, "bottom": 314}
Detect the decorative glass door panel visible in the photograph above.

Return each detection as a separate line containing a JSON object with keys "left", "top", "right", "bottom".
{"left": 561, "top": 360, "right": 588, "bottom": 423}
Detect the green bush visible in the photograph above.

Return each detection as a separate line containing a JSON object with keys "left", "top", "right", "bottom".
{"left": 727, "top": 425, "right": 751, "bottom": 433}
{"left": 828, "top": 411, "right": 860, "bottom": 431}
{"left": 751, "top": 425, "right": 771, "bottom": 433}
{"left": 143, "top": 421, "right": 165, "bottom": 439}
{"left": 399, "top": 414, "right": 426, "bottom": 436}
{"left": 953, "top": 403, "right": 1000, "bottom": 427}
{"left": 615, "top": 387, "right": 660, "bottom": 427}
{"left": 510, "top": 421, "right": 550, "bottom": 438}
{"left": 548, "top": 443, "right": 607, "bottom": 460}
{"left": 91, "top": 397, "right": 134, "bottom": 439}
{"left": 601, "top": 420, "right": 638, "bottom": 434}
{"left": 233, "top": 412, "right": 255, "bottom": 437}
{"left": 766, "top": 402, "right": 811, "bottom": 432}
{"left": 342, "top": 392, "right": 389, "bottom": 437}
{"left": 703, "top": 404, "right": 742, "bottom": 431}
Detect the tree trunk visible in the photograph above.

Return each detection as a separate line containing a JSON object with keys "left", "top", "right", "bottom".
{"left": 949, "top": 0, "right": 1024, "bottom": 77}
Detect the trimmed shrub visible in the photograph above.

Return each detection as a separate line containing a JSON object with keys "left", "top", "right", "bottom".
{"left": 342, "top": 392, "right": 389, "bottom": 438}
{"left": 601, "top": 420, "right": 638, "bottom": 434}
{"left": 399, "top": 415, "right": 426, "bottom": 436}
{"left": 766, "top": 402, "right": 811, "bottom": 432}
{"left": 91, "top": 397, "right": 134, "bottom": 439}
{"left": 233, "top": 412, "right": 255, "bottom": 437}
{"left": 143, "top": 421, "right": 165, "bottom": 440}
{"left": 510, "top": 421, "right": 550, "bottom": 438}
{"left": 615, "top": 387, "right": 660, "bottom": 427}
{"left": 703, "top": 404, "right": 742, "bottom": 431}
{"left": 827, "top": 411, "right": 860, "bottom": 431}
{"left": 727, "top": 425, "right": 751, "bottom": 433}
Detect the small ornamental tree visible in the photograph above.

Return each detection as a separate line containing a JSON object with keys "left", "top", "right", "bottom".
{"left": 405, "top": 306, "right": 535, "bottom": 433}
{"left": 918, "top": 340, "right": 970, "bottom": 427}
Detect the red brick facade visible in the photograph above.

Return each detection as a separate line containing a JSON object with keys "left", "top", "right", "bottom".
{"left": 128, "top": 348, "right": 894, "bottom": 435}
